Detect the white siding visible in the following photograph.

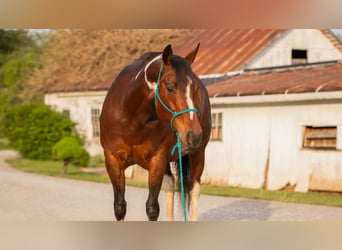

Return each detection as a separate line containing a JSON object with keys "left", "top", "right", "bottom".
{"left": 44, "top": 91, "right": 107, "bottom": 155}
{"left": 205, "top": 107, "right": 270, "bottom": 187}
{"left": 205, "top": 93, "right": 342, "bottom": 192}
{"left": 337, "top": 125, "right": 342, "bottom": 150}
{"left": 247, "top": 29, "right": 342, "bottom": 69}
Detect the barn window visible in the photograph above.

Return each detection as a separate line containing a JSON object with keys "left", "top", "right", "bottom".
{"left": 302, "top": 126, "right": 337, "bottom": 150}
{"left": 91, "top": 109, "right": 100, "bottom": 138}
{"left": 62, "top": 109, "right": 70, "bottom": 119}
{"left": 292, "top": 49, "right": 307, "bottom": 64}
{"left": 210, "top": 113, "right": 222, "bottom": 141}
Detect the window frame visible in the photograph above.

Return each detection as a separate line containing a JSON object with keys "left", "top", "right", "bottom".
{"left": 91, "top": 108, "right": 101, "bottom": 138}
{"left": 291, "top": 49, "right": 308, "bottom": 65}
{"left": 210, "top": 112, "right": 223, "bottom": 141}
{"left": 62, "top": 109, "right": 70, "bottom": 119}
{"left": 302, "top": 125, "right": 337, "bottom": 150}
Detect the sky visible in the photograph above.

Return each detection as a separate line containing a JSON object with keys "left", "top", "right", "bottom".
{"left": 331, "top": 29, "right": 342, "bottom": 38}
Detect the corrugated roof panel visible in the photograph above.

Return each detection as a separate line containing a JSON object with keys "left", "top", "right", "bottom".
{"left": 175, "top": 29, "right": 285, "bottom": 75}
{"left": 91, "top": 29, "right": 342, "bottom": 93}
{"left": 207, "top": 63, "right": 342, "bottom": 97}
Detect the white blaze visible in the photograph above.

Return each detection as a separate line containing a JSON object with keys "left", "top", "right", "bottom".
{"left": 186, "top": 76, "right": 195, "bottom": 120}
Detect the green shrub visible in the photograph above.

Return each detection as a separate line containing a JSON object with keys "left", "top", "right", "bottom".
{"left": 1, "top": 103, "right": 77, "bottom": 160}
{"left": 52, "top": 136, "right": 90, "bottom": 167}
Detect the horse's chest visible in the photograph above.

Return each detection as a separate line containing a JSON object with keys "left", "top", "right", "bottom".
{"left": 109, "top": 119, "right": 175, "bottom": 166}
{"left": 131, "top": 129, "right": 175, "bottom": 163}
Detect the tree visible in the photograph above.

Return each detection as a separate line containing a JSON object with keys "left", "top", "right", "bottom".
{"left": 27, "top": 29, "right": 197, "bottom": 93}
{"left": 0, "top": 29, "right": 42, "bottom": 88}
{"left": 52, "top": 136, "right": 90, "bottom": 175}
{"left": 0, "top": 29, "right": 46, "bottom": 136}
{"left": 0, "top": 29, "right": 36, "bottom": 63}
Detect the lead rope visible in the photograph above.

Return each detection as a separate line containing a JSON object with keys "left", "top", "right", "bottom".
{"left": 171, "top": 132, "right": 187, "bottom": 221}
{"left": 155, "top": 65, "right": 200, "bottom": 221}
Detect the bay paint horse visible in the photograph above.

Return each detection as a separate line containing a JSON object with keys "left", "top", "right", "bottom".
{"left": 100, "top": 44, "right": 211, "bottom": 221}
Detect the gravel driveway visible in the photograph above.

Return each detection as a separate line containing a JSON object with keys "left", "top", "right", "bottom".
{"left": 1, "top": 150, "right": 342, "bottom": 221}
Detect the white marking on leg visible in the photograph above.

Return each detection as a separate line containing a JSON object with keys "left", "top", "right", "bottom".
{"left": 186, "top": 76, "right": 194, "bottom": 120}
{"left": 144, "top": 54, "right": 162, "bottom": 90}
{"left": 170, "top": 162, "right": 178, "bottom": 182}
{"left": 190, "top": 181, "right": 200, "bottom": 221}
{"left": 163, "top": 174, "right": 175, "bottom": 221}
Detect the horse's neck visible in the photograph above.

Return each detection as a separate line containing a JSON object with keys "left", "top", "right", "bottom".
{"left": 122, "top": 70, "right": 157, "bottom": 125}
{"left": 114, "top": 54, "right": 160, "bottom": 123}
{"left": 133, "top": 54, "right": 162, "bottom": 100}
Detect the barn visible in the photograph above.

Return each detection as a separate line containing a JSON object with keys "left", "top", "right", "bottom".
{"left": 44, "top": 29, "right": 342, "bottom": 192}
{"left": 205, "top": 62, "right": 342, "bottom": 192}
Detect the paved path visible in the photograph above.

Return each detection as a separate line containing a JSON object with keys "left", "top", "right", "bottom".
{"left": 1, "top": 150, "right": 342, "bottom": 221}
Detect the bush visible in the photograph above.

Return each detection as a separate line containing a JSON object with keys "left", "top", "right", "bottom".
{"left": 1, "top": 103, "right": 77, "bottom": 160}
{"left": 52, "top": 137, "right": 90, "bottom": 167}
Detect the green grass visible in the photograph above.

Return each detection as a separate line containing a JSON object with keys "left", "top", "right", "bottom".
{"left": 7, "top": 157, "right": 149, "bottom": 187}
{"left": 7, "top": 158, "right": 111, "bottom": 184}
{"left": 201, "top": 185, "right": 342, "bottom": 207}
{"left": 5, "top": 157, "right": 342, "bottom": 208}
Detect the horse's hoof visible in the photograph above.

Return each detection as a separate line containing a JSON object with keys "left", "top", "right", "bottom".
{"left": 114, "top": 200, "right": 127, "bottom": 221}
{"left": 146, "top": 205, "right": 160, "bottom": 221}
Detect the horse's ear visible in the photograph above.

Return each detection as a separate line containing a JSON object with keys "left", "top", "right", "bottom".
{"left": 185, "top": 43, "right": 200, "bottom": 64}
{"left": 162, "top": 44, "right": 173, "bottom": 65}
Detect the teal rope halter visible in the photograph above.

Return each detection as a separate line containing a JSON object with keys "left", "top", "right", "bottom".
{"left": 154, "top": 65, "right": 200, "bottom": 221}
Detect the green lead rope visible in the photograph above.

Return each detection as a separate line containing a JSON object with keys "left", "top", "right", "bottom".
{"left": 171, "top": 132, "right": 187, "bottom": 221}
{"left": 154, "top": 64, "right": 200, "bottom": 221}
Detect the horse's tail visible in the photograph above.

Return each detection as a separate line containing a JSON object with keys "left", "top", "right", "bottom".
{"left": 174, "top": 154, "right": 191, "bottom": 211}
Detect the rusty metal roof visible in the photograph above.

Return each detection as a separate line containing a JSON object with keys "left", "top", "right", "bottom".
{"left": 56, "top": 29, "right": 342, "bottom": 93}
{"left": 92, "top": 29, "right": 286, "bottom": 90}
{"left": 207, "top": 62, "right": 342, "bottom": 97}
{"left": 175, "top": 29, "right": 286, "bottom": 76}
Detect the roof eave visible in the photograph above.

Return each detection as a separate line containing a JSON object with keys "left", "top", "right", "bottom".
{"left": 210, "top": 90, "right": 342, "bottom": 106}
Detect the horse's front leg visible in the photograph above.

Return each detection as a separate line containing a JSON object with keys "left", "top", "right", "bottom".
{"left": 104, "top": 151, "right": 127, "bottom": 221}
{"left": 188, "top": 150, "right": 205, "bottom": 221}
{"left": 146, "top": 157, "right": 167, "bottom": 221}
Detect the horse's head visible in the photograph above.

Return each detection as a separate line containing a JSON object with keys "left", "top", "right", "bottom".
{"left": 154, "top": 44, "right": 203, "bottom": 152}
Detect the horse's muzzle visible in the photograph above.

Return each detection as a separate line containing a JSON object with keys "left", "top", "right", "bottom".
{"left": 185, "top": 129, "right": 203, "bottom": 151}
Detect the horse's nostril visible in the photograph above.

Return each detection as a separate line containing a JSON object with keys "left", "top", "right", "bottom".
{"left": 198, "top": 132, "right": 203, "bottom": 145}
{"left": 186, "top": 130, "right": 202, "bottom": 148}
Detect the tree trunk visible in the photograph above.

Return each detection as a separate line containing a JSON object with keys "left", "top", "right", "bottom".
{"left": 62, "top": 159, "right": 71, "bottom": 175}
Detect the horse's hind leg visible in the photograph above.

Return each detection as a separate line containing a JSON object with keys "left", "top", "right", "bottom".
{"left": 104, "top": 151, "right": 127, "bottom": 221}
{"left": 188, "top": 150, "right": 205, "bottom": 221}
{"left": 163, "top": 163, "right": 175, "bottom": 221}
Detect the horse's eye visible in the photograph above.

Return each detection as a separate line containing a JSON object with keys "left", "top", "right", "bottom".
{"left": 166, "top": 85, "right": 174, "bottom": 93}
